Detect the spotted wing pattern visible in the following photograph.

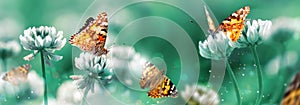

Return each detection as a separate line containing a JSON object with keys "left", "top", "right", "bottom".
{"left": 140, "top": 62, "right": 178, "bottom": 98}
{"left": 69, "top": 12, "right": 108, "bottom": 56}
{"left": 281, "top": 72, "right": 300, "bottom": 105}
{"left": 2, "top": 64, "right": 31, "bottom": 85}
{"left": 205, "top": 6, "right": 250, "bottom": 42}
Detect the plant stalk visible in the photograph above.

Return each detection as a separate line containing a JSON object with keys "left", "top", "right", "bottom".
{"left": 2, "top": 58, "right": 7, "bottom": 72}
{"left": 250, "top": 45, "right": 263, "bottom": 105}
{"left": 40, "top": 51, "right": 48, "bottom": 105}
{"left": 226, "top": 60, "right": 242, "bottom": 105}
{"left": 81, "top": 88, "right": 89, "bottom": 105}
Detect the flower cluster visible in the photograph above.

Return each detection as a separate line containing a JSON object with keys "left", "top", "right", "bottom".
{"left": 181, "top": 84, "right": 219, "bottom": 105}
{"left": 70, "top": 52, "right": 113, "bottom": 93}
{"left": 0, "top": 40, "right": 21, "bottom": 59}
{"left": 230, "top": 19, "right": 272, "bottom": 48}
{"left": 199, "top": 31, "right": 234, "bottom": 60}
{"left": 19, "top": 26, "right": 66, "bottom": 64}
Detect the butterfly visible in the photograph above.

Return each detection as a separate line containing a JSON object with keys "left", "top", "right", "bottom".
{"left": 281, "top": 72, "right": 300, "bottom": 105}
{"left": 2, "top": 64, "right": 31, "bottom": 85}
{"left": 69, "top": 12, "right": 108, "bottom": 56}
{"left": 140, "top": 62, "right": 178, "bottom": 98}
{"left": 204, "top": 6, "right": 250, "bottom": 42}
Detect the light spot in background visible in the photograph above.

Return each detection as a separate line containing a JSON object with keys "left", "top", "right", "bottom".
{"left": 265, "top": 56, "right": 280, "bottom": 75}
{"left": 107, "top": 45, "right": 146, "bottom": 91}
{"left": 283, "top": 51, "right": 298, "bottom": 67}
{"left": 27, "top": 71, "right": 44, "bottom": 96}
{"left": 53, "top": 13, "right": 80, "bottom": 37}
{"left": 0, "top": 18, "right": 23, "bottom": 39}
{"left": 267, "top": 17, "right": 300, "bottom": 40}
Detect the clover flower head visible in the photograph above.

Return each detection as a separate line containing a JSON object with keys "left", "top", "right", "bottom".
{"left": 181, "top": 84, "right": 219, "bottom": 105}
{"left": 71, "top": 52, "right": 113, "bottom": 93}
{"left": 19, "top": 26, "right": 66, "bottom": 64}
{"left": 0, "top": 40, "right": 21, "bottom": 59}
{"left": 230, "top": 19, "right": 272, "bottom": 48}
{"left": 199, "top": 31, "right": 234, "bottom": 60}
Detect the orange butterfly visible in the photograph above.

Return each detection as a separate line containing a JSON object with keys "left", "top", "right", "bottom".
{"left": 204, "top": 6, "right": 250, "bottom": 42}
{"left": 140, "top": 62, "right": 178, "bottom": 98}
{"left": 281, "top": 72, "right": 300, "bottom": 105}
{"left": 2, "top": 64, "right": 31, "bottom": 85}
{"left": 69, "top": 12, "right": 108, "bottom": 56}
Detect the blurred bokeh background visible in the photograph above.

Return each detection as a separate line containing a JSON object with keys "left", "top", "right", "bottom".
{"left": 0, "top": 0, "right": 300, "bottom": 105}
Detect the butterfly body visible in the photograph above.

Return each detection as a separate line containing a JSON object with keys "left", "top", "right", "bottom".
{"left": 140, "top": 62, "right": 178, "bottom": 98}
{"left": 205, "top": 6, "right": 250, "bottom": 42}
{"left": 2, "top": 64, "right": 31, "bottom": 85}
{"left": 69, "top": 12, "right": 108, "bottom": 56}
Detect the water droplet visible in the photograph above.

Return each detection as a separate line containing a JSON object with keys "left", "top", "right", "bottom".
{"left": 209, "top": 70, "right": 211, "bottom": 73}
{"left": 220, "top": 93, "right": 223, "bottom": 95}
{"left": 257, "top": 91, "right": 260, "bottom": 93}
{"left": 17, "top": 96, "right": 20, "bottom": 99}
{"left": 253, "top": 64, "right": 257, "bottom": 67}
{"left": 243, "top": 67, "right": 246, "bottom": 70}
{"left": 221, "top": 99, "right": 224, "bottom": 101}
{"left": 242, "top": 74, "right": 245, "bottom": 76}
{"left": 212, "top": 75, "right": 215, "bottom": 78}
{"left": 262, "top": 95, "right": 265, "bottom": 98}
{"left": 27, "top": 97, "right": 30, "bottom": 99}
{"left": 31, "top": 91, "right": 34, "bottom": 94}
{"left": 156, "top": 101, "right": 160, "bottom": 103}
{"left": 284, "top": 83, "right": 287, "bottom": 86}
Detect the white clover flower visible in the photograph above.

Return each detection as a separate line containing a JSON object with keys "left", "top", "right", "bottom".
{"left": 230, "top": 19, "right": 272, "bottom": 48}
{"left": 19, "top": 26, "right": 66, "bottom": 63}
{"left": 0, "top": 40, "right": 21, "bottom": 59}
{"left": 71, "top": 52, "right": 113, "bottom": 93}
{"left": 199, "top": 31, "right": 235, "bottom": 60}
{"left": 181, "top": 84, "right": 219, "bottom": 105}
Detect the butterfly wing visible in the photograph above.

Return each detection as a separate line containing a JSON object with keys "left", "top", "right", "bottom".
{"left": 2, "top": 64, "right": 31, "bottom": 85}
{"left": 147, "top": 76, "right": 178, "bottom": 98}
{"left": 69, "top": 12, "right": 108, "bottom": 56}
{"left": 140, "top": 62, "right": 164, "bottom": 89}
{"left": 218, "top": 6, "right": 250, "bottom": 42}
{"left": 281, "top": 72, "right": 300, "bottom": 105}
{"left": 204, "top": 6, "right": 217, "bottom": 33}
{"left": 140, "top": 62, "right": 178, "bottom": 98}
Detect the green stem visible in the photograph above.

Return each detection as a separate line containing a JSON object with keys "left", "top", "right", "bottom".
{"left": 2, "top": 58, "right": 7, "bottom": 72}
{"left": 226, "top": 60, "right": 242, "bottom": 105}
{"left": 250, "top": 45, "right": 263, "bottom": 105}
{"left": 81, "top": 88, "right": 89, "bottom": 105}
{"left": 40, "top": 51, "right": 48, "bottom": 105}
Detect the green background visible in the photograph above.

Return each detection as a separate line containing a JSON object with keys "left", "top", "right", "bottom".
{"left": 0, "top": 0, "right": 300, "bottom": 105}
